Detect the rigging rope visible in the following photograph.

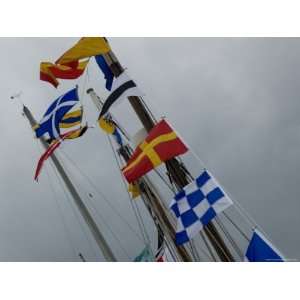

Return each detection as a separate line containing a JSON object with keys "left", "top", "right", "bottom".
{"left": 57, "top": 152, "right": 134, "bottom": 260}
{"left": 139, "top": 96, "right": 158, "bottom": 123}
{"left": 106, "top": 135, "right": 154, "bottom": 255}
{"left": 199, "top": 231, "right": 217, "bottom": 262}
{"left": 214, "top": 216, "right": 244, "bottom": 260}
{"left": 181, "top": 140, "right": 260, "bottom": 231}
{"left": 222, "top": 212, "right": 250, "bottom": 242}
{"left": 189, "top": 240, "right": 202, "bottom": 261}
{"left": 84, "top": 193, "right": 131, "bottom": 260}
{"left": 34, "top": 140, "right": 79, "bottom": 260}
{"left": 49, "top": 158, "right": 100, "bottom": 260}
{"left": 59, "top": 148, "right": 146, "bottom": 244}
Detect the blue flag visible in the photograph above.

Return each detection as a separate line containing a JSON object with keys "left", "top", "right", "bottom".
{"left": 169, "top": 170, "right": 233, "bottom": 245}
{"left": 245, "top": 230, "right": 284, "bottom": 262}
{"left": 95, "top": 55, "right": 114, "bottom": 91}
{"left": 35, "top": 87, "right": 79, "bottom": 140}
{"left": 113, "top": 127, "right": 123, "bottom": 146}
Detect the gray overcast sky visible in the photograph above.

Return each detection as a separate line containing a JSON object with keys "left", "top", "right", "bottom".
{"left": 0, "top": 38, "right": 299, "bottom": 261}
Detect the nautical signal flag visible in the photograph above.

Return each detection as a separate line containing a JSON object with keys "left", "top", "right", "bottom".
{"left": 245, "top": 230, "right": 284, "bottom": 262}
{"left": 98, "top": 117, "right": 123, "bottom": 146}
{"left": 95, "top": 55, "right": 114, "bottom": 91}
{"left": 169, "top": 170, "right": 233, "bottom": 245}
{"left": 99, "top": 72, "right": 143, "bottom": 118}
{"left": 56, "top": 37, "right": 111, "bottom": 65}
{"left": 63, "top": 125, "right": 88, "bottom": 140}
{"left": 35, "top": 87, "right": 79, "bottom": 141}
{"left": 40, "top": 60, "right": 89, "bottom": 88}
{"left": 34, "top": 129, "right": 80, "bottom": 181}
{"left": 122, "top": 119, "right": 188, "bottom": 183}
{"left": 45, "top": 108, "right": 88, "bottom": 144}
{"left": 128, "top": 183, "right": 141, "bottom": 199}
{"left": 59, "top": 109, "right": 83, "bottom": 129}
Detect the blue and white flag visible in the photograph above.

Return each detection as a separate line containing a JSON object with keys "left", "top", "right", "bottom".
{"left": 95, "top": 55, "right": 114, "bottom": 91}
{"left": 170, "top": 170, "right": 233, "bottom": 245}
{"left": 35, "top": 87, "right": 79, "bottom": 140}
{"left": 99, "top": 72, "right": 143, "bottom": 118}
{"left": 245, "top": 230, "right": 284, "bottom": 262}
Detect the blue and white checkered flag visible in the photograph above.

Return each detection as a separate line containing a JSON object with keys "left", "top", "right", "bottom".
{"left": 35, "top": 87, "right": 79, "bottom": 140}
{"left": 169, "top": 170, "right": 233, "bottom": 245}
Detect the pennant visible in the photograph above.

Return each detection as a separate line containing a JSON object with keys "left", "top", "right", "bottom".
{"left": 40, "top": 60, "right": 89, "bottom": 88}
{"left": 122, "top": 119, "right": 188, "bottom": 183}
{"left": 35, "top": 87, "right": 79, "bottom": 140}
{"left": 169, "top": 170, "right": 233, "bottom": 245}
{"left": 95, "top": 55, "right": 114, "bottom": 91}
{"left": 34, "top": 129, "right": 78, "bottom": 181}
{"left": 56, "top": 37, "right": 110, "bottom": 65}
{"left": 245, "top": 230, "right": 284, "bottom": 262}
{"left": 99, "top": 72, "right": 143, "bottom": 118}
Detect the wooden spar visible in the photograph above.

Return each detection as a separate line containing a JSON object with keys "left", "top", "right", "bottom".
{"left": 87, "top": 89, "right": 192, "bottom": 262}
{"left": 102, "top": 48, "right": 235, "bottom": 262}
{"left": 23, "top": 105, "right": 117, "bottom": 262}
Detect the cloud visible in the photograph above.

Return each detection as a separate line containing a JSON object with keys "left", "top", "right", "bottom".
{"left": 0, "top": 38, "right": 298, "bottom": 261}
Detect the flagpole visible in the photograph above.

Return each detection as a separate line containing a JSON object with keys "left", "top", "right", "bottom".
{"left": 22, "top": 105, "right": 117, "bottom": 262}
{"left": 102, "top": 48, "right": 234, "bottom": 262}
{"left": 87, "top": 89, "right": 192, "bottom": 262}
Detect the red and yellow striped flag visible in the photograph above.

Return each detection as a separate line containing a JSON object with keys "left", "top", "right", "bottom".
{"left": 40, "top": 60, "right": 89, "bottom": 88}
{"left": 122, "top": 119, "right": 188, "bottom": 183}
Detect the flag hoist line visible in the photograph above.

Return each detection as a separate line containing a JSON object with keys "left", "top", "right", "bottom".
{"left": 87, "top": 89, "right": 189, "bottom": 262}
{"left": 100, "top": 45, "right": 234, "bottom": 262}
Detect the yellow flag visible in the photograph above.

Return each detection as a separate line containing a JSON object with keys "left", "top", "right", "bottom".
{"left": 56, "top": 37, "right": 111, "bottom": 65}
{"left": 128, "top": 183, "right": 141, "bottom": 199}
{"left": 98, "top": 117, "right": 115, "bottom": 134}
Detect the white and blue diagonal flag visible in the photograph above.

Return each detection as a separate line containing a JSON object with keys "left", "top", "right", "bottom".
{"left": 35, "top": 87, "right": 79, "bottom": 140}
{"left": 169, "top": 170, "right": 233, "bottom": 245}
{"left": 99, "top": 71, "right": 143, "bottom": 118}
{"left": 245, "top": 229, "right": 284, "bottom": 262}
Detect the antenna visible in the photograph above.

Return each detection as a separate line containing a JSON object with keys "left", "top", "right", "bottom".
{"left": 10, "top": 91, "right": 24, "bottom": 111}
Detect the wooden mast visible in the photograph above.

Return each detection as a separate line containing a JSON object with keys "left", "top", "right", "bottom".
{"left": 102, "top": 47, "right": 234, "bottom": 262}
{"left": 87, "top": 88, "right": 192, "bottom": 261}
{"left": 23, "top": 105, "right": 117, "bottom": 262}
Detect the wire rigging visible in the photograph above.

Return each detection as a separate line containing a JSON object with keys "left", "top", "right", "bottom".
{"left": 199, "top": 231, "right": 217, "bottom": 262}
{"left": 84, "top": 193, "right": 131, "bottom": 260}
{"left": 34, "top": 140, "right": 79, "bottom": 261}
{"left": 106, "top": 135, "right": 154, "bottom": 253}
{"left": 57, "top": 152, "right": 134, "bottom": 260}
{"left": 222, "top": 211, "right": 250, "bottom": 242}
{"left": 49, "top": 158, "right": 100, "bottom": 260}
{"left": 59, "top": 147, "right": 146, "bottom": 244}
{"left": 214, "top": 216, "right": 244, "bottom": 260}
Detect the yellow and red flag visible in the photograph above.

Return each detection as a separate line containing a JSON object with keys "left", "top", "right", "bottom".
{"left": 40, "top": 60, "right": 89, "bottom": 88}
{"left": 122, "top": 119, "right": 188, "bottom": 183}
{"left": 56, "top": 37, "right": 111, "bottom": 65}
